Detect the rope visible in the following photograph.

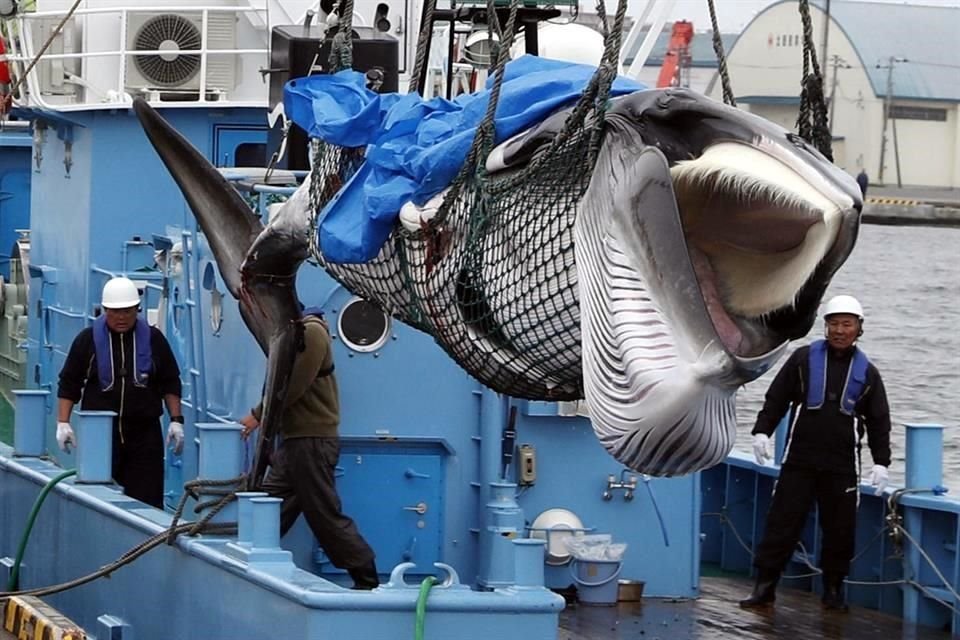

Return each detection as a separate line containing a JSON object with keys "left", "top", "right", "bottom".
{"left": 464, "top": 0, "right": 626, "bottom": 177}
{"left": 0, "top": 522, "right": 235, "bottom": 601}
{"left": 307, "top": 140, "right": 325, "bottom": 266}
{"left": 7, "top": 0, "right": 84, "bottom": 101}
{"left": 594, "top": 0, "right": 610, "bottom": 39}
{"left": 307, "top": 0, "right": 631, "bottom": 402}
{"left": 165, "top": 475, "right": 244, "bottom": 545}
{"left": 407, "top": 0, "right": 438, "bottom": 94}
{"left": 471, "top": 0, "right": 522, "bottom": 161}
{"left": 1, "top": 476, "right": 240, "bottom": 601}
{"left": 796, "top": 0, "right": 833, "bottom": 159}
{"left": 326, "top": 0, "right": 357, "bottom": 74}
{"left": 706, "top": 0, "right": 735, "bottom": 107}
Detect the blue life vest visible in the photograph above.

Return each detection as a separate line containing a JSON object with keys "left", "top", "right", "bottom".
{"left": 93, "top": 315, "right": 153, "bottom": 391}
{"left": 806, "top": 339, "right": 869, "bottom": 416}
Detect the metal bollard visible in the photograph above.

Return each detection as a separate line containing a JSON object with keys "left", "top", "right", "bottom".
{"left": 478, "top": 481, "right": 525, "bottom": 588}
{"left": 196, "top": 423, "right": 244, "bottom": 523}
{"left": 236, "top": 491, "right": 269, "bottom": 546}
{"left": 250, "top": 497, "right": 283, "bottom": 549}
{"left": 13, "top": 389, "right": 49, "bottom": 457}
{"left": 904, "top": 423, "right": 944, "bottom": 489}
{"left": 512, "top": 538, "right": 547, "bottom": 588}
{"left": 75, "top": 411, "right": 116, "bottom": 483}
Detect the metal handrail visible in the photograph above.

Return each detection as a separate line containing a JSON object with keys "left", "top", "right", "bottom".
{"left": 4, "top": 4, "right": 272, "bottom": 112}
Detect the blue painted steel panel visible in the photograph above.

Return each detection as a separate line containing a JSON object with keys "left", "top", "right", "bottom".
{"left": 515, "top": 413, "right": 700, "bottom": 597}
{"left": 330, "top": 447, "right": 445, "bottom": 575}
{"left": 0, "top": 148, "right": 30, "bottom": 280}
{"left": 0, "top": 448, "right": 563, "bottom": 640}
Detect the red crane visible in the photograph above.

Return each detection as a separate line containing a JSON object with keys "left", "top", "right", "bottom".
{"left": 656, "top": 20, "right": 694, "bottom": 89}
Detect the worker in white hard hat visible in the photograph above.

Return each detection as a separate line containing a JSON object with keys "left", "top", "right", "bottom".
{"left": 55, "top": 276, "right": 183, "bottom": 508}
{"left": 740, "top": 294, "right": 891, "bottom": 612}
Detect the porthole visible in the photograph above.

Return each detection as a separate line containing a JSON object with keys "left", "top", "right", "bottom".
{"left": 210, "top": 288, "right": 223, "bottom": 335}
{"left": 337, "top": 297, "right": 390, "bottom": 353}
{"left": 202, "top": 262, "right": 217, "bottom": 291}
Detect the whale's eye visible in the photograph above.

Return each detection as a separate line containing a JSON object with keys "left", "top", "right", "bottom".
{"left": 786, "top": 133, "right": 810, "bottom": 151}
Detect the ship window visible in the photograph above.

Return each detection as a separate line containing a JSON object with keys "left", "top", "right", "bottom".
{"left": 337, "top": 297, "right": 390, "bottom": 353}
{"left": 889, "top": 106, "right": 947, "bottom": 122}
{"left": 234, "top": 142, "right": 267, "bottom": 167}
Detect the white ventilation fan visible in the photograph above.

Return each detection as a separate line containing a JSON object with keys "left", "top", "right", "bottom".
{"left": 125, "top": 12, "right": 237, "bottom": 94}
{"left": 133, "top": 14, "right": 202, "bottom": 86}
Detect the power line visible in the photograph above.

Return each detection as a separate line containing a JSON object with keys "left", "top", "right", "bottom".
{"left": 903, "top": 59, "right": 960, "bottom": 70}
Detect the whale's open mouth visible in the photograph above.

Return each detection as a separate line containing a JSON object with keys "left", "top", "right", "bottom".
{"left": 669, "top": 141, "right": 853, "bottom": 359}
{"left": 575, "top": 112, "right": 862, "bottom": 475}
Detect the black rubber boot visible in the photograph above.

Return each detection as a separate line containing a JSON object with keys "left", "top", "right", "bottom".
{"left": 349, "top": 561, "right": 380, "bottom": 590}
{"left": 739, "top": 567, "right": 780, "bottom": 608}
{"left": 821, "top": 573, "right": 849, "bottom": 611}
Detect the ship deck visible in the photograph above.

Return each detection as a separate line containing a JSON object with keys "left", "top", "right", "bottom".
{"left": 559, "top": 575, "right": 952, "bottom": 640}
{"left": 2, "top": 574, "right": 951, "bottom": 639}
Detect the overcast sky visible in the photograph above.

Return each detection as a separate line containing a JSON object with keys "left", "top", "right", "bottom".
{"left": 623, "top": 0, "right": 960, "bottom": 32}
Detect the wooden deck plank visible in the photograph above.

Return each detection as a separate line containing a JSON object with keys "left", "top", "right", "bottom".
{"left": 559, "top": 576, "right": 952, "bottom": 639}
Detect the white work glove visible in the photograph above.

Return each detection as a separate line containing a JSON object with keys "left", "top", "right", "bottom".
{"left": 166, "top": 422, "right": 185, "bottom": 455}
{"left": 868, "top": 464, "right": 889, "bottom": 495}
{"left": 752, "top": 433, "right": 771, "bottom": 466}
{"left": 56, "top": 421, "right": 76, "bottom": 453}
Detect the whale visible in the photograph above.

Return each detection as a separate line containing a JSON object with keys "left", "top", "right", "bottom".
{"left": 134, "top": 87, "right": 862, "bottom": 478}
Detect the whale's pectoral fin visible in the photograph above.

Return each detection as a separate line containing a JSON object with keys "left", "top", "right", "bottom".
{"left": 132, "top": 97, "right": 262, "bottom": 300}
{"left": 247, "top": 320, "right": 303, "bottom": 490}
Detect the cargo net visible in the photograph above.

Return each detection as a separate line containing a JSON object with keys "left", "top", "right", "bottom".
{"left": 306, "top": 0, "right": 627, "bottom": 401}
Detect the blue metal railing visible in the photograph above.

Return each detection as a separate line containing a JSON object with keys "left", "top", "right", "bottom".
{"left": 703, "top": 421, "right": 958, "bottom": 633}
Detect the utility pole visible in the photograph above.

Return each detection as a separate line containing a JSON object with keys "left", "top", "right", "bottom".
{"left": 820, "top": 0, "right": 831, "bottom": 70}
{"left": 892, "top": 113, "right": 902, "bottom": 188}
{"left": 877, "top": 56, "right": 906, "bottom": 185}
{"left": 827, "top": 54, "right": 848, "bottom": 135}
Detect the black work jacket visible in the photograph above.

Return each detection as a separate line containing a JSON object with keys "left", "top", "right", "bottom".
{"left": 57, "top": 324, "right": 182, "bottom": 421}
{"left": 752, "top": 344, "right": 891, "bottom": 474}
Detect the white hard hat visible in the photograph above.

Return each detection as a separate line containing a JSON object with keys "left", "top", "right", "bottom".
{"left": 822, "top": 295, "right": 863, "bottom": 321}
{"left": 102, "top": 277, "right": 141, "bottom": 309}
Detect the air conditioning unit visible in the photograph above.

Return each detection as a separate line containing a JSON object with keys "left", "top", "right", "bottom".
{"left": 124, "top": 12, "right": 237, "bottom": 94}
{"left": 33, "top": 16, "right": 80, "bottom": 96}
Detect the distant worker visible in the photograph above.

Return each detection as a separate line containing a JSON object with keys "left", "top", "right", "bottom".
{"left": 57, "top": 277, "right": 184, "bottom": 508}
{"left": 239, "top": 307, "right": 379, "bottom": 590}
{"left": 856, "top": 168, "right": 869, "bottom": 197}
{"left": 740, "top": 294, "right": 891, "bottom": 612}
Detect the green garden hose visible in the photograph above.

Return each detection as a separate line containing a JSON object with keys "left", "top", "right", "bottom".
{"left": 7, "top": 469, "right": 77, "bottom": 591}
{"left": 414, "top": 575, "right": 438, "bottom": 640}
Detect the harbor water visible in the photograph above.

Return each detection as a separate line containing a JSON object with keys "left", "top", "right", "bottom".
{"left": 735, "top": 223, "right": 960, "bottom": 492}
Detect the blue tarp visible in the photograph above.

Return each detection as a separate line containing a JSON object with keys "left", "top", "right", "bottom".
{"left": 284, "top": 55, "right": 644, "bottom": 263}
